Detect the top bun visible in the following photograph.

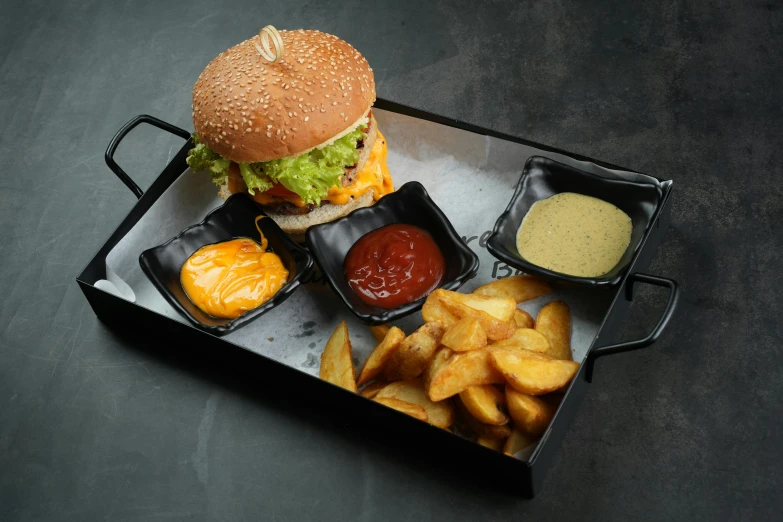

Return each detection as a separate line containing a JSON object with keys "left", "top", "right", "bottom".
{"left": 192, "top": 29, "right": 376, "bottom": 164}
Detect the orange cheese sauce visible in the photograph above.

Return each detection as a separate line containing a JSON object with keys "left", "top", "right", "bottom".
{"left": 251, "top": 130, "right": 394, "bottom": 207}
{"left": 180, "top": 237, "right": 288, "bottom": 319}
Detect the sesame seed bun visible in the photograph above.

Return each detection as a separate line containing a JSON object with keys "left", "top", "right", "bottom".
{"left": 192, "top": 29, "right": 376, "bottom": 164}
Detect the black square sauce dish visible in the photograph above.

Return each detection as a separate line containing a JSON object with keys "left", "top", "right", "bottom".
{"left": 487, "top": 156, "right": 665, "bottom": 287}
{"left": 305, "top": 182, "right": 480, "bottom": 324}
{"left": 139, "top": 193, "right": 314, "bottom": 336}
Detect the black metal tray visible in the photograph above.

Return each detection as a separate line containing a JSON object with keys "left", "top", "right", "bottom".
{"left": 77, "top": 99, "right": 678, "bottom": 498}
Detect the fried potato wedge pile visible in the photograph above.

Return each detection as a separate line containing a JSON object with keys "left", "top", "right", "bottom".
{"left": 318, "top": 275, "right": 576, "bottom": 460}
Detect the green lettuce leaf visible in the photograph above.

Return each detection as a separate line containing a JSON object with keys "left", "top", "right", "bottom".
{"left": 262, "top": 125, "right": 367, "bottom": 204}
{"left": 186, "top": 123, "right": 367, "bottom": 204}
{"left": 263, "top": 157, "right": 345, "bottom": 205}
{"left": 186, "top": 135, "right": 231, "bottom": 186}
{"left": 238, "top": 163, "right": 273, "bottom": 195}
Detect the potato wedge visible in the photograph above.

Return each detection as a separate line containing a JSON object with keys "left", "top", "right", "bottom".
{"left": 382, "top": 354, "right": 404, "bottom": 382}
{"left": 422, "top": 293, "right": 459, "bottom": 327}
{"left": 436, "top": 291, "right": 515, "bottom": 342}
{"left": 503, "top": 428, "right": 539, "bottom": 457}
{"left": 424, "top": 347, "right": 453, "bottom": 395}
{"left": 433, "top": 289, "right": 515, "bottom": 322}
{"left": 376, "top": 378, "right": 455, "bottom": 428}
{"left": 359, "top": 380, "right": 389, "bottom": 399}
{"left": 459, "top": 385, "right": 508, "bottom": 425}
{"left": 477, "top": 436, "right": 503, "bottom": 451}
{"left": 514, "top": 309, "right": 535, "bottom": 329}
{"left": 429, "top": 349, "right": 505, "bottom": 402}
{"left": 369, "top": 324, "right": 391, "bottom": 343}
{"left": 489, "top": 347, "right": 551, "bottom": 361}
{"left": 473, "top": 275, "right": 552, "bottom": 303}
{"left": 535, "top": 301, "right": 572, "bottom": 360}
{"left": 490, "top": 349, "right": 579, "bottom": 395}
{"left": 420, "top": 321, "right": 446, "bottom": 343}
{"left": 490, "top": 328, "right": 551, "bottom": 354}
{"left": 357, "top": 326, "right": 406, "bottom": 386}
{"left": 374, "top": 397, "right": 428, "bottom": 422}
{"left": 440, "top": 318, "right": 487, "bottom": 352}
{"left": 383, "top": 323, "right": 442, "bottom": 381}
{"left": 455, "top": 399, "right": 511, "bottom": 439}
{"left": 319, "top": 321, "right": 357, "bottom": 392}
{"left": 506, "top": 386, "right": 556, "bottom": 435}
{"left": 457, "top": 294, "right": 516, "bottom": 323}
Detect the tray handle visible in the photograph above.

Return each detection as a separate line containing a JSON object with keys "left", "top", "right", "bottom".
{"left": 105, "top": 115, "right": 191, "bottom": 199}
{"left": 585, "top": 273, "right": 679, "bottom": 382}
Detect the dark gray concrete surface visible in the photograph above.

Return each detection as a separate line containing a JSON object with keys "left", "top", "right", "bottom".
{"left": 1, "top": 0, "right": 781, "bottom": 520}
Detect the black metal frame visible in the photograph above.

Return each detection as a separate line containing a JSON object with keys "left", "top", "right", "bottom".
{"left": 105, "top": 115, "right": 192, "bottom": 198}
{"left": 80, "top": 98, "right": 678, "bottom": 497}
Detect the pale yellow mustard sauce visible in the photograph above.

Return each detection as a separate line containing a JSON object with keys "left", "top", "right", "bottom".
{"left": 515, "top": 192, "right": 632, "bottom": 277}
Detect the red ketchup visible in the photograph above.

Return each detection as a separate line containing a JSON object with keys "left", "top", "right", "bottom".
{"left": 344, "top": 224, "right": 446, "bottom": 309}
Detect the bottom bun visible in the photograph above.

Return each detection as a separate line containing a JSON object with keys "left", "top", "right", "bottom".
{"left": 218, "top": 184, "right": 375, "bottom": 242}
{"left": 266, "top": 190, "right": 375, "bottom": 242}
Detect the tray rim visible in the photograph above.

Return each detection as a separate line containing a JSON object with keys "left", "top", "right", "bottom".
{"left": 77, "top": 97, "right": 675, "bottom": 497}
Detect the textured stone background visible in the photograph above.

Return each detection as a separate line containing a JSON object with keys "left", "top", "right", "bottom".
{"left": 1, "top": 0, "right": 780, "bottom": 520}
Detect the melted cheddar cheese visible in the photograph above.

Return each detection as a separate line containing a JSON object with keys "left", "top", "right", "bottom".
{"left": 251, "top": 130, "right": 394, "bottom": 207}
{"left": 180, "top": 238, "right": 288, "bottom": 319}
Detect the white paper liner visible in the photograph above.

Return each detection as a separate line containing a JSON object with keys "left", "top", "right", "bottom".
{"left": 105, "top": 108, "right": 633, "bottom": 459}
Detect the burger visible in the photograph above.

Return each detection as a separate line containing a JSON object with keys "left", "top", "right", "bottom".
{"left": 186, "top": 28, "right": 394, "bottom": 240}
